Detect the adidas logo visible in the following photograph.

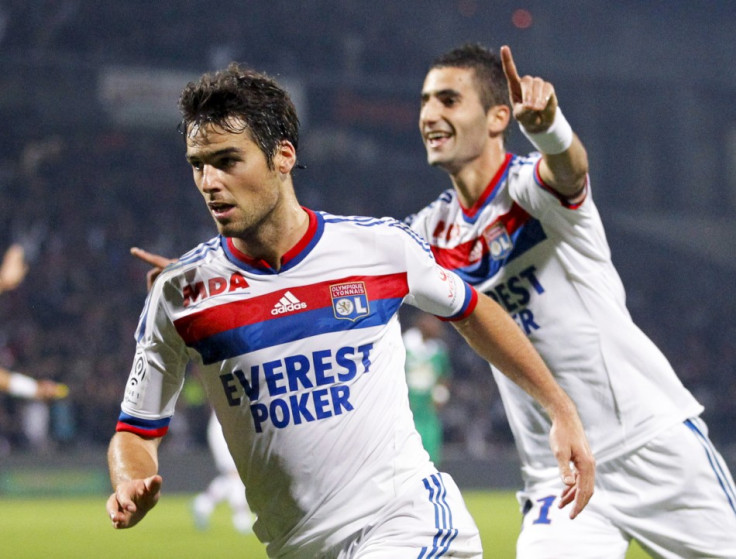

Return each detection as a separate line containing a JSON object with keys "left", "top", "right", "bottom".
{"left": 271, "top": 291, "right": 308, "bottom": 315}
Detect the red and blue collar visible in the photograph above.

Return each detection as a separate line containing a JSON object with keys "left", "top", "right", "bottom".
{"left": 223, "top": 207, "right": 323, "bottom": 274}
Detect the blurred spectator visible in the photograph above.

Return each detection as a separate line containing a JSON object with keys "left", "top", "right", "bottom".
{"left": 0, "top": 1, "right": 733, "bottom": 459}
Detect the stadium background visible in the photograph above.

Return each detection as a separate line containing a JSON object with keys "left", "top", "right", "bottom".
{"left": 0, "top": 0, "right": 735, "bottom": 497}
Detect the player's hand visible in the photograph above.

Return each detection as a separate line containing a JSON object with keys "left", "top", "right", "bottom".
{"left": 549, "top": 412, "right": 595, "bottom": 519}
{"left": 500, "top": 45, "right": 557, "bottom": 133}
{"left": 130, "top": 247, "right": 176, "bottom": 291}
{"left": 35, "top": 380, "right": 69, "bottom": 401}
{"left": 0, "top": 244, "right": 28, "bottom": 293}
{"left": 107, "top": 475, "right": 163, "bottom": 529}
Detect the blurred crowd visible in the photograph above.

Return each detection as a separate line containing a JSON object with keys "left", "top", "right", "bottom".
{"left": 1, "top": 0, "right": 735, "bottom": 459}
{"left": 1, "top": 119, "right": 734, "bottom": 459}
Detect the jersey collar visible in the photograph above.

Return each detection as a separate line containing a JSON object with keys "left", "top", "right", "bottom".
{"left": 459, "top": 153, "right": 513, "bottom": 224}
{"left": 222, "top": 207, "right": 323, "bottom": 274}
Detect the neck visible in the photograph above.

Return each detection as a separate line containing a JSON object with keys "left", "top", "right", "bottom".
{"left": 450, "top": 145, "right": 507, "bottom": 208}
{"left": 232, "top": 201, "right": 309, "bottom": 271}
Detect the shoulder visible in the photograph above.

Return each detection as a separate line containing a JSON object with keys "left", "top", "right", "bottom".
{"left": 507, "top": 152, "right": 542, "bottom": 181}
{"left": 404, "top": 188, "right": 457, "bottom": 231}
{"left": 152, "top": 236, "right": 223, "bottom": 293}
{"left": 177, "top": 236, "right": 223, "bottom": 267}
{"left": 320, "top": 211, "right": 433, "bottom": 255}
{"left": 321, "top": 211, "right": 408, "bottom": 236}
{"left": 510, "top": 151, "right": 541, "bottom": 167}
{"left": 319, "top": 211, "right": 394, "bottom": 229}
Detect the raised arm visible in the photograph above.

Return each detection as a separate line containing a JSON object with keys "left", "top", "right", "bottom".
{"left": 107, "top": 431, "right": 164, "bottom": 529}
{"left": 501, "top": 45, "right": 588, "bottom": 200}
{"left": 0, "top": 244, "right": 28, "bottom": 294}
{"left": 451, "top": 293, "right": 595, "bottom": 518}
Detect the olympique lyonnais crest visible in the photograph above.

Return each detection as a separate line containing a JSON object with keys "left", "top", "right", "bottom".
{"left": 330, "top": 281, "right": 370, "bottom": 321}
{"left": 484, "top": 223, "right": 513, "bottom": 261}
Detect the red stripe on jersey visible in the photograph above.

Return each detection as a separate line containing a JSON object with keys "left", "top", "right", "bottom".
{"left": 429, "top": 202, "right": 531, "bottom": 271}
{"left": 174, "top": 272, "right": 409, "bottom": 344}
{"left": 437, "top": 284, "right": 478, "bottom": 322}
{"left": 534, "top": 159, "right": 588, "bottom": 209}
{"left": 225, "top": 207, "right": 319, "bottom": 269}
{"left": 461, "top": 153, "right": 513, "bottom": 218}
{"left": 115, "top": 421, "right": 169, "bottom": 438}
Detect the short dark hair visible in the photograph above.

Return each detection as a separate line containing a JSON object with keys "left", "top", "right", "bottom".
{"left": 178, "top": 63, "right": 300, "bottom": 169}
{"left": 430, "top": 43, "right": 509, "bottom": 113}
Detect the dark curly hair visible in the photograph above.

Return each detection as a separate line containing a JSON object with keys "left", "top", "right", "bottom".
{"left": 178, "top": 63, "right": 300, "bottom": 170}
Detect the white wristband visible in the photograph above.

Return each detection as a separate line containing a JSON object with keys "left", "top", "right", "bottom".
{"left": 520, "top": 108, "right": 574, "bottom": 155}
{"left": 8, "top": 372, "right": 38, "bottom": 399}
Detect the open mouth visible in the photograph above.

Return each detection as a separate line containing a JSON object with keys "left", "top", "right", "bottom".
{"left": 208, "top": 202, "right": 235, "bottom": 218}
{"left": 425, "top": 130, "right": 452, "bottom": 149}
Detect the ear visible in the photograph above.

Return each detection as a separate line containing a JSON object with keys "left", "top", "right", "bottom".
{"left": 487, "top": 104, "right": 511, "bottom": 137}
{"left": 274, "top": 140, "right": 297, "bottom": 174}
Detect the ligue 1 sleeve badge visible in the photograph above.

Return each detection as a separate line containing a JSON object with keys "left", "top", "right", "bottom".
{"left": 330, "top": 281, "right": 370, "bottom": 321}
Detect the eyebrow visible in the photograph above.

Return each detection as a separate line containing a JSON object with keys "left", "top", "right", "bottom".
{"left": 185, "top": 147, "right": 242, "bottom": 163}
{"left": 421, "top": 88, "right": 461, "bottom": 100}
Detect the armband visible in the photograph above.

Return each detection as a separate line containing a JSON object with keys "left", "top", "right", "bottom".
{"left": 8, "top": 372, "right": 39, "bottom": 399}
{"left": 520, "top": 108, "right": 574, "bottom": 155}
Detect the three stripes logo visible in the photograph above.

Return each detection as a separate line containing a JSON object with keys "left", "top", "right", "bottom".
{"left": 271, "top": 291, "right": 308, "bottom": 315}
{"left": 418, "top": 473, "right": 459, "bottom": 557}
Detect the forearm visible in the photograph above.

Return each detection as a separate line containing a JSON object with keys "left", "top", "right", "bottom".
{"left": 108, "top": 431, "right": 161, "bottom": 488}
{"left": 527, "top": 109, "right": 589, "bottom": 198}
{"left": 452, "top": 294, "right": 574, "bottom": 417}
{"left": 541, "top": 134, "right": 588, "bottom": 196}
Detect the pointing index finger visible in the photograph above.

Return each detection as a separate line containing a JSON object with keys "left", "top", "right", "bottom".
{"left": 130, "top": 247, "right": 175, "bottom": 269}
{"left": 500, "top": 45, "right": 522, "bottom": 101}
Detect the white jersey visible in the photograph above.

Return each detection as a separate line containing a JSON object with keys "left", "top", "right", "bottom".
{"left": 116, "top": 209, "right": 478, "bottom": 557}
{"left": 406, "top": 152, "right": 703, "bottom": 477}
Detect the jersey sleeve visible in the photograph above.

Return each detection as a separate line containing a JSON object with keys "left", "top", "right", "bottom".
{"left": 393, "top": 221, "right": 478, "bottom": 321}
{"left": 509, "top": 154, "right": 609, "bottom": 261}
{"left": 510, "top": 154, "right": 590, "bottom": 216}
{"left": 116, "top": 277, "right": 190, "bottom": 437}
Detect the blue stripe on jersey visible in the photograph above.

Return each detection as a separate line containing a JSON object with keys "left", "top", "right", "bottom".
{"left": 451, "top": 218, "right": 546, "bottom": 285}
{"left": 685, "top": 419, "right": 736, "bottom": 515}
{"left": 117, "top": 412, "right": 170, "bottom": 432}
{"left": 460, "top": 162, "right": 512, "bottom": 226}
{"left": 321, "top": 214, "right": 387, "bottom": 226}
{"left": 417, "top": 473, "right": 459, "bottom": 558}
{"left": 223, "top": 212, "right": 325, "bottom": 274}
{"left": 322, "top": 213, "right": 435, "bottom": 258}
{"left": 179, "top": 237, "right": 221, "bottom": 265}
{"left": 192, "top": 296, "right": 403, "bottom": 365}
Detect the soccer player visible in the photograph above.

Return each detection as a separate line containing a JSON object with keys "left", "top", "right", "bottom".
{"left": 129, "top": 250, "right": 253, "bottom": 534}
{"left": 106, "top": 63, "right": 594, "bottom": 558}
{"left": 407, "top": 42, "right": 736, "bottom": 558}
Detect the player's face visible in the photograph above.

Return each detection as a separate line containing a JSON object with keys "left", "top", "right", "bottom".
{"left": 185, "top": 122, "right": 286, "bottom": 239}
{"left": 420, "top": 67, "right": 491, "bottom": 174}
